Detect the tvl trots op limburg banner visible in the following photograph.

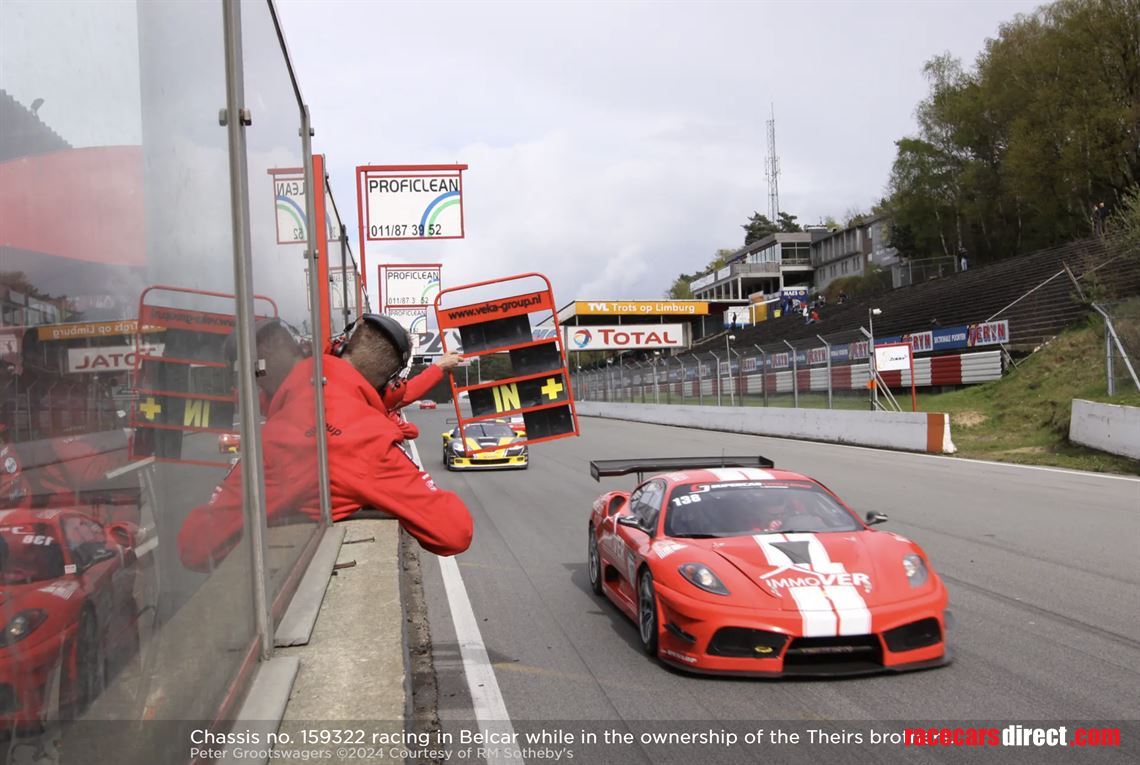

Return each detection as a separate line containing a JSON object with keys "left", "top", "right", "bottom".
{"left": 436, "top": 274, "right": 579, "bottom": 453}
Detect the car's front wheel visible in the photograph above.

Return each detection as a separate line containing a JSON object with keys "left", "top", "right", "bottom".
{"left": 588, "top": 527, "right": 603, "bottom": 595}
{"left": 637, "top": 570, "right": 659, "bottom": 656}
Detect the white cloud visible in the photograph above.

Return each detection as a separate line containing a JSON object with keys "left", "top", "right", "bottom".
{"left": 276, "top": 0, "right": 1040, "bottom": 307}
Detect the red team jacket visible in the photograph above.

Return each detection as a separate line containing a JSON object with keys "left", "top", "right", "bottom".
{"left": 177, "top": 355, "right": 472, "bottom": 571}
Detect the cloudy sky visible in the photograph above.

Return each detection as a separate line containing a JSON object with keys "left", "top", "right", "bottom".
{"left": 276, "top": 0, "right": 1040, "bottom": 307}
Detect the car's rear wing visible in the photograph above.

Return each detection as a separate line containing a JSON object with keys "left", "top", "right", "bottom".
{"left": 589, "top": 456, "right": 775, "bottom": 483}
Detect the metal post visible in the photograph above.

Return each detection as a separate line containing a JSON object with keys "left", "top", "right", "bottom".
{"left": 697, "top": 356, "right": 704, "bottom": 406}
{"left": 710, "top": 351, "right": 722, "bottom": 406}
{"left": 729, "top": 349, "right": 740, "bottom": 407}
{"left": 724, "top": 335, "right": 736, "bottom": 407}
{"left": 653, "top": 354, "right": 660, "bottom": 405}
{"left": 676, "top": 357, "right": 685, "bottom": 405}
{"left": 339, "top": 224, "right": 351, "bottom": 329}
{"left": 300, "top": 109, "right": 332, "bottom": 533}
{"left": 1106, "top": 323, "right": 1115, "bottom": 396}
{"left": 868, "top": 309, "right": 880, "bottom": 411}
{"left": 817, "top": 334, "right": 832, "bottom": 409}
{"left": 222, "top": 0, "right": 272, "bottom": 661}
{"left": 755, "top": 345, "right": 768, "bottom": 407}
{"left": 784, "top": 340, "right": 798, "bottom": 408}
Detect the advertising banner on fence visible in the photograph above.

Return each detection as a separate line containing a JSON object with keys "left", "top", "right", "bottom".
{"left": 358, "top": 165, "right": 467, "bottom": 241}
{"left": 573, "top": 300, "right": 708, "bottom": 316}
{"left": 874, "top": 342, "right": 913, "bottom": 373}
{"left": 564, "top": 324, "right": 687, "bottom": 351}
{"left": 270, "top": 169, "right": 307, "bottom": 245}
{"left": 381, "top": 264, "right": 441, "bottom": 308}
{"left": 386, "top": 307, "right": 431, "bottom": 336}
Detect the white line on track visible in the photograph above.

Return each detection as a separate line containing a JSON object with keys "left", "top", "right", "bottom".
{"left": 438, "top": 555, "right": 523, "bottom": 764}
{"left": 405, "top": 431, "right": 523, "bottom": 765}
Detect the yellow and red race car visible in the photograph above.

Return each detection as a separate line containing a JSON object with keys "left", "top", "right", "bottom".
{"left": 441, "top": 420, "right": 528, "bottom": 471}
{"left": 218, "top": 432, "right": 241, "bottom": 453}
{"left": 418, "top": 400, "right": 438, "bottom": 410}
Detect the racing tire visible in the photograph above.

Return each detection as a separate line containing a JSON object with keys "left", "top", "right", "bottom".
{"left": 443, "top": 449, "right": 452, "bottom": 471}
{"left": 68, "top": 608, "right": 104, "bottom": 717}
{"left": 588, "top": 526, "right": 603, "bottom": 595}
{"left": 637, "top": 569, "right": 659, "bottom": 656}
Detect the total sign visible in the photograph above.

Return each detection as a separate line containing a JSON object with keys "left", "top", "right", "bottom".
{"left": 68, "top": 344, "right": 164, "bottom": 374}
{"left": 565, "top": 324, "right": 687, "bottom": 351}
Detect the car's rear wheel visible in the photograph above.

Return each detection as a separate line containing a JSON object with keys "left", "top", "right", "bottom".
{"left": 588, "top": 527, "right": 603, "bottom": 595}
{"left": 637, "top": 570, "right": 659, "bottom": 656}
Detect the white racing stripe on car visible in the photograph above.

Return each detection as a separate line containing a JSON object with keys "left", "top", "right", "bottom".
{"left": 754, "top": 533, "right": 872, "bottom": 638}
{"left": 707, "top": 467, "right": 773, "bottom": 482}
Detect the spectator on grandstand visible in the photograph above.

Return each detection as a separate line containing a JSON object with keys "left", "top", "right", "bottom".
{"left": 810, "top": 308, "right": 821, "bottom": 323}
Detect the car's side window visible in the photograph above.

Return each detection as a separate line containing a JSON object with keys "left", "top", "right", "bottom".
{"left": 638, "top": 481, "right": 666, "bottom": 530}
{"left": 62, "top": 516, "right": 109, "bottom": 569}
{"left": 627, "top": 480, "right": 665, "bottom": 531}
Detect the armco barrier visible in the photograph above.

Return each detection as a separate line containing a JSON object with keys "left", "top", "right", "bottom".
{"left": 576, "top": 401, "right": 956, "bottom": 454}
{"left": 1069, "top": 399, "right": 1140, "bottom": 460}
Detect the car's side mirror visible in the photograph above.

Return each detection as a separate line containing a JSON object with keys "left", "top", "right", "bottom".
{"left": 865, "top": 511, "right": 889, "bottom": 526}
{"left": 107, "top": 523, "right": 136, "bottom": 549}
{"left": 616, "top": 515, "right": 648, "bottom": 533}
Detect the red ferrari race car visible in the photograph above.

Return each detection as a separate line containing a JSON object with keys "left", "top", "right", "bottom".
{"left": 0, "top": 508, "right": 141, "bottom": 730}
{"left": 587, "top": 457, "right": 951, "bottom": 676}
{"left": 418, "top": 400, "right": 438, "bottom": 410}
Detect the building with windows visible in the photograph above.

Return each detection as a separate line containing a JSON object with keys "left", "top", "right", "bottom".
{"left": 688, "top": 232, "right": 819, "bottom": 301}
{"left": 810, "top": 213, "right": 898, "bottom": 292}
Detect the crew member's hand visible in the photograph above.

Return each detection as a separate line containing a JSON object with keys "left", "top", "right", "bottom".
{"left": 435, "top": 353, "right": 462, "bottom": 371}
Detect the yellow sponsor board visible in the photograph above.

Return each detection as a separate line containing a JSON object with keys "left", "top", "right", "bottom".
{"left": 37, "top": 319, "right": 164, "bottom": 342}
{"left": 574, "top": 300, "right": 708, "bottom": 316}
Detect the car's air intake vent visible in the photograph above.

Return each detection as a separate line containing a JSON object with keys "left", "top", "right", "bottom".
{"left": 707, "top": 627, "right": 788, "bottom": 658}
{"left": 784, "top": 635, "right": 883, "bottom": 671}
{"left": 883, "top": 618, "right": 942, "bottom": 653}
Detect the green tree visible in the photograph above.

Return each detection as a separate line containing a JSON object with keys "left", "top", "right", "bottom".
{"left": 777, "top": 211, "right": 802, "bottom": 232}
{"left": 742, "top": 212, "right": 778, "bottom": 245}
{"left": 885, "top": 0, "right": 1140, "bottom": 265}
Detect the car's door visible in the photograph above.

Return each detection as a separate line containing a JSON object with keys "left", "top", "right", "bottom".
{"left": 612, "top": 479, "right": 665, "bottom": 604}
{"left": 62, "top": 514, "right": 119, "bottom": 637}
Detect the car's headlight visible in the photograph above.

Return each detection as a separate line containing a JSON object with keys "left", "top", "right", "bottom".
{"left": 678, "top": 563, "right": 730, "bottom": 596}
{"left": 451, "top": 441, "right": 466, "bottom": 455}
{"left": 902, "top": 554, "right": 928, "bottom": 587}
{"left": 1, "top": 610, "right": 47, "bottom": 647}
{"left": 506, "top": 445, "right": 526, "bottom": 456}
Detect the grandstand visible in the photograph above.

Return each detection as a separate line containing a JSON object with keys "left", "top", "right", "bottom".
{"left": 692, "top": 236, "right": 1140, "bottom": 356}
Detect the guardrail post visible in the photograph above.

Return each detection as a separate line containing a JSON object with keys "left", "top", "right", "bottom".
{"left": 817, "top": 334, "right": 832, "bottom": 409}
{"left": 710, "top": 351, "right": 722, "bottom": 406}
{"left": 755, "top": 345, "right": 768, "bottom": 407}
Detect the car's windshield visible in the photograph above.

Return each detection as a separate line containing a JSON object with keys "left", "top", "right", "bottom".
{"left": 0, "top": 522, "right": 66, "bottom": 584}
{"left": 453, "top": 423, "right": 514, "bottom": 440}
{"left": 664, "top": 482, "right": 861, "bottom": 538}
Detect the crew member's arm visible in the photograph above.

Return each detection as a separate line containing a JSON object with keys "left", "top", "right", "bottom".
{"left": 382, "top": 353, "right": 460, "bottom": 410}
{"left": 177, "top": 463, "right": 246, "bottom": 571}
{"left": 349, "top": 441, "right": 473, "bottom": 556}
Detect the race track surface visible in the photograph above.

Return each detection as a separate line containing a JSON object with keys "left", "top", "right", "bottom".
{"left": 411, "top": 409, "right": 1140, "bottom": 760}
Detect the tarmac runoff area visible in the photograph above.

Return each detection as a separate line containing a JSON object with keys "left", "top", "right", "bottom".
{"left": 241, "top": 409, "right": 1139, "bottom": 764}
{"left": 410, "top": 408, "right": 1139, "bottom": 763}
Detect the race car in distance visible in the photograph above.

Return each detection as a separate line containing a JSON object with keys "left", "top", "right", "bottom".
{"left": 506, "top": 414, "right": 526, "bottom": 436}
{"left": 218, "top": 431, "right": 241, "bottom": 454}
{"left": 418, "top": 400, "right": 438, "bottom": 410}
{"left": 0, "top": 507, "right": 141, "bottom": 729}
{"left": 441, "top": 420, "right": 528, "bottom": 471}
{"left": 587, "top": 457, "right": 950, "bottom": 676}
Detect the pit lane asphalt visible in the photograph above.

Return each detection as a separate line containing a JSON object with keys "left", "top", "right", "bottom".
{"left": 412, "top": 409, "right": 1140, "bottom": 750}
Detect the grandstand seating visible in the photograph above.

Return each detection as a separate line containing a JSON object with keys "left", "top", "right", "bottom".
{"left": 693, "top": 237, "right": 1139, "bottom": 355}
